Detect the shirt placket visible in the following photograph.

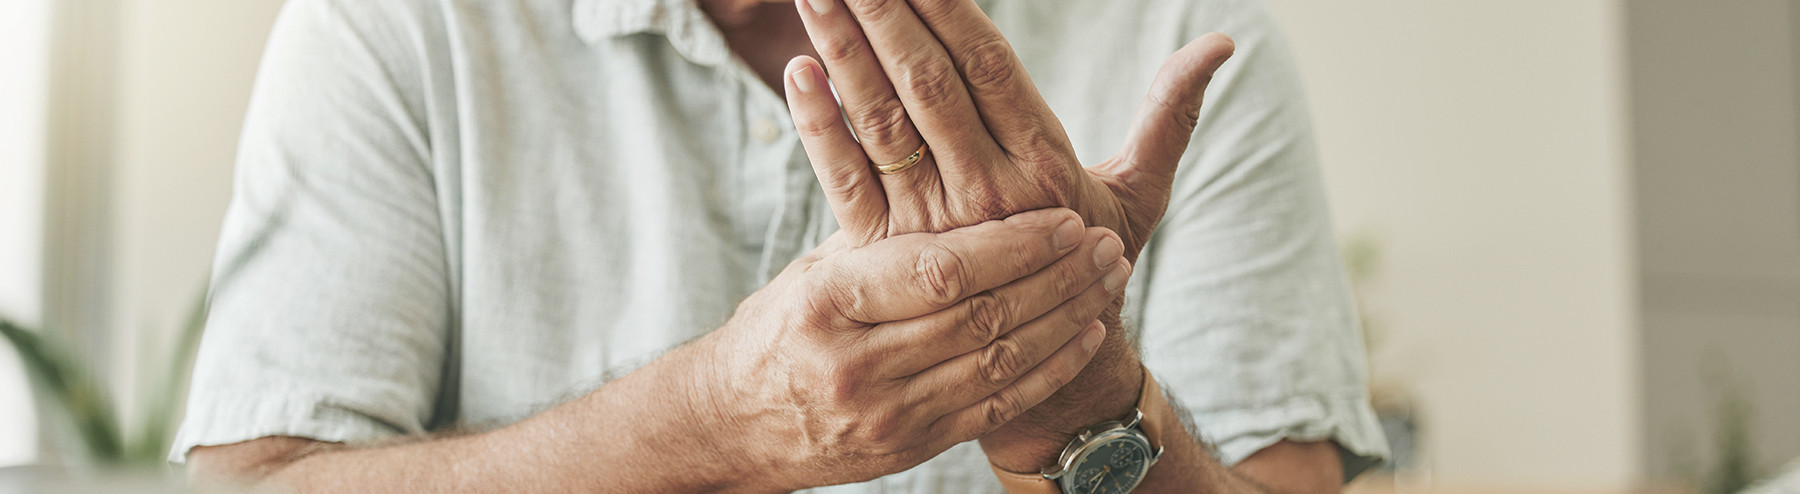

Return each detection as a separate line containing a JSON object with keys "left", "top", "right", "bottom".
{"left": 585, "top": 0, "right": 830, "bottom": 285}
{"left": 723, "top": 65, "right": 815, "bottom": 284}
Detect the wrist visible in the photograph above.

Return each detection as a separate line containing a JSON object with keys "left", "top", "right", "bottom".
{"left": 618, "top": 329, "right": 783, "bottom": 493}
{"left": 979, "top": 308, "right": 1143, "bottom": 473}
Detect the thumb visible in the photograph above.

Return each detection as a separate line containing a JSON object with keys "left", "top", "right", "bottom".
{"left": 1108, "top": 33, "right": 1235, "bottom": 190}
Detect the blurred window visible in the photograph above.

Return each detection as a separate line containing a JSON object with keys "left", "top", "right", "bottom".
{"left": 0, "top": 0, "right": 52, "bottom": 468}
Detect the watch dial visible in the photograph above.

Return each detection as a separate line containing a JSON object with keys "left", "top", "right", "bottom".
{"left": 1064, "top": 437, "right": 1150, "bottom": 494}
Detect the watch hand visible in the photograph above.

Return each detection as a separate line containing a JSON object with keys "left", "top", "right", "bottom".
{"left": 1083, "top": 468, "right": 1107, "bottom": 489}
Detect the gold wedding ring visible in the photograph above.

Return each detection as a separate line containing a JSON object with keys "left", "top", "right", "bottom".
{"left": 874, "top": 142, "right": 930, "bottom": 175}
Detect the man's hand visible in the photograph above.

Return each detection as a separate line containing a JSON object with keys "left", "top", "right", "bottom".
{"left": 688, "top": 207, "right": 1131, "bottom": 491}
{"left": 187, "top": 208, "right": 1132, "bottom": 492}
{"left": 784, "top": 0, "right": 1234, "bottom": 256}
{"left": 781, "top": 0, "right": 1234, "bottom": 474}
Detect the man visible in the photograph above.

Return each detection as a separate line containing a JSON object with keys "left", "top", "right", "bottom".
{"left": 176, "top": 0, "right": 1386, "bottom": 491}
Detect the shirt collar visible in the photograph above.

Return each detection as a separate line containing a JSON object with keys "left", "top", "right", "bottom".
{"left": 572, "top": 0, "right": 731, "bottom": 67}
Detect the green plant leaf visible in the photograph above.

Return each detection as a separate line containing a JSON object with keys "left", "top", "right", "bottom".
{"left": 0, "top": 318, "right": 125, "bottom": 463}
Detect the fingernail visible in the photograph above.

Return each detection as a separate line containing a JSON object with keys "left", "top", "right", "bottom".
{"left": 1092, "top": 235, "right": 1123, "bottom": 269}
{"left": 1054, "top": 219, "right": 1082, "bottom": 251}
{"left": 1082, "top": 323, "right": 1105, "bottom": 352}
{"left": 1104, "top": 262, "right": 1130, "bottom": 293}
{"left": 792, "top": 64, "right": 816, "bottom": 93}
{"left": 807, "top": 0, "right": 832, "bottom": 15}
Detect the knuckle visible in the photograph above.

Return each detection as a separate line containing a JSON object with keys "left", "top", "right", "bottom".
{"left": 1149, "top": 90, "right": 1202, "bottom": 135}
{"left": 794, "top": 111, "right": 843, "bottom": 140}
{"left": 982, "top": 389, "right": 1028, "bottom": 431}
{"left": 816, "top": 159, "right": 871, "bottom": 200}
{"left": 960, "top": 38, "right": 1018, "bottom": 91}
{"left": 1046, "top": 260, "right": 1086, "bottom": 297}
{"left": 1060, "top": 299, "right": 1096, "bottom": 330}
{"left": 914, "top": 242, "right": 968, "bottom": 306}
{"left": 802, "top": 271, "right": 861, "bottom": 328}
{"left": 1009, "top": 129, "right": 1069, "bottom": 166}
{"left": 909, "top": 0, "right": 957, "bottom": 22}
{"left": 1001, "top": 244, "right": 1039, "bottom": 280}
{"left": 818, "top": 33, "right": 866, "bottom": 66}
{"left": 849, "top": 100, "right": 915, "bottom": 151}
{"left": 974, "top": 180, "right": 1011, "bottom": 213}
{"left": 962, "top": 292, "right": 1008, "bottom": 344}
{"left": 844, "top": 0, "right": 895, "bottom": 17}
{"left": 900, "top": 60, "right": 961, "bottom": 108}
{"left": 948, "top": 180, "right": 1013, "bottom": 219}
{"left": 978, "top": 337, "right": 1027, "bottom": 386}
{"left": 1030, "top": 161, "right": 1076, "bottom": 206}
{"left": 1170, "top": 105, "right": 1201, "bottom": 134}
{"left": 823, "top": 362, "right": 866, "bottom": 403}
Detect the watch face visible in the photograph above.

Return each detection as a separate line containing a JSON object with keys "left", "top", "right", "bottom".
{"left": 1061, "top": 434, "right": 1152, "bottom": 494}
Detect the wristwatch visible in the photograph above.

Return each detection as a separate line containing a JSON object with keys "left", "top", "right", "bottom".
{"left": 989, "top": 367, "right": 1172, "bottom": 494}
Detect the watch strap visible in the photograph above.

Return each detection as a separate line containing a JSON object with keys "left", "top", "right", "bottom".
{"left": 988, "top": 366, "right": 1173, "bottom": 493}
{"left": 1136, "top": 368, "right": 1172, "bottom": 456}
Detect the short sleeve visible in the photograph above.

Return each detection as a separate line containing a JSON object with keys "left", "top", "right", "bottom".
{"left": 171, "top": 0, "right": 450, "bottom": 462}
{"left": 1128, "top": 0, "right": 1390, "bottom": 479}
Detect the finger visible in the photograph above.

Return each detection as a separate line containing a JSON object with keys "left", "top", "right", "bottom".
{"left": 867, "top": 227, "right": 1126, "bottom": 374}
{"left": 903, "top": 258, "right": 1125, "bottom": 417}
{"left": 794, "top": 0, "right": 943, "bottom": 202}
{"left": 926, "top": 320, "right": 1106, "bottom": 446}
{"left": 823, "top": 0, "right": 1004, "bottom": 190}
{"left": 1105, "top": 33, "right": 1236, "bottom": 191}
{"left": 786, "top": 56, "right": 891, "bottom": 245}
{"left": 811, "top": 208, "right": 1085, "bottom": 324}
{"left": 904, "top": 0, "right": 1074, "bottom": 167}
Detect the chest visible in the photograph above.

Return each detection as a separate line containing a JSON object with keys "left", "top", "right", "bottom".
{"left": 431, "top": 35, "right": 838, "bottom": 421}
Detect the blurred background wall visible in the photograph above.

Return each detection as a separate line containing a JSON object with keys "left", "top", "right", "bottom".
{"left": 0, "top": 0, "right": 53, "bottom": 469}
{"left": 102, "top": 0, "right": 288, "bottom": 429}
{"left": 0, "top": 0, "right": 286, "bottom": 467}
{"left": 1627, "top": 0, "right": 1800, "bottom": 486}
{"left": 0, "top": 0, "right": 1796, "bottom": 492}
{"left": 1262, "top": 1, "right": 1643, "bottom": 489}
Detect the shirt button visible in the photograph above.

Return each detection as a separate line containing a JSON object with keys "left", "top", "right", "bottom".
{"left": 752, "top": 118, "right": 781, "bottom": 144}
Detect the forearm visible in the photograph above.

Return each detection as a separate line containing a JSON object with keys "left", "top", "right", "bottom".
{"left": 981, "top": 304, "right": 1335, "bottom": 493}
{"left": 229, "top": 335, "right": 757, "bottom": 493}
{"left": 980, "top": 359, "right": 1295, "bottom": 493}
{"left": 978, "top": 300, "right": 1140, "bottom": 469}
{"left": 1114, "top": 401, "right": 1264, "bottom": 493}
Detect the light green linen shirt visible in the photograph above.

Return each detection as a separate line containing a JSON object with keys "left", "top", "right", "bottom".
{"left": 173, "top": 0, "right": 1388, "bottom": 490}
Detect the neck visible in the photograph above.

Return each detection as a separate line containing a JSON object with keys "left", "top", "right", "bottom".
{"left": 701, "top": 0, "right": 817, "bottom": 95}
{"left": 700, "top": 0, "right": 795, "bottom": 29}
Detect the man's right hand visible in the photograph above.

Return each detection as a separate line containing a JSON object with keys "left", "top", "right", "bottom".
{"left": 188, "top": 207, "right": 1127, "bottom": 492}
{"left": 690, "top": 207, "right": 1129, "bottom": 491}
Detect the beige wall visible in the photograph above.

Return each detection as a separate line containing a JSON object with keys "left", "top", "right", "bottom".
{"left": 101, "top": 0, "right": 287, "bottom": 423}
{"left": 0, "top": 0, "right": 283, "bottom": 466}
{"left": 1260, "top": 0, "right": 1641, "bottom": 489}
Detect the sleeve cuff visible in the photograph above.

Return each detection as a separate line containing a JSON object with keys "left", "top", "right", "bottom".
{"left": 1190, "top": 392, "right": 1391, "bottom": 482}
{"left": 168, "top": 391, "right": 408, "bottom": 464}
